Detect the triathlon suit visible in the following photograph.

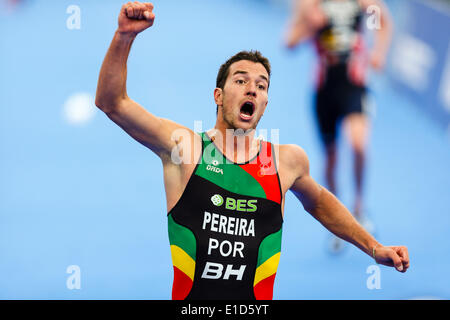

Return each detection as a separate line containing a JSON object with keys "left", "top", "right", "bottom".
{"left": 314, "top": 0, "right": 369, "bottom": 145}
{"left": 167, "top": 132, "right": 283, "bottom": 300}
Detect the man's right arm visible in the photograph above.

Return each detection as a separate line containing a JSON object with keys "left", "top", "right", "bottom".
{"left": 95, "top": 2, "right": 189, "bottom": 158}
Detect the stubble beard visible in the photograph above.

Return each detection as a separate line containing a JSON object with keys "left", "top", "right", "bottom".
{"left": 220, "top": 106, "right": 261, "bottom": 132}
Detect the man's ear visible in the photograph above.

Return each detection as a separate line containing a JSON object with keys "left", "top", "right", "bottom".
{"left": 214, "top": 88, "right": 223, "bottom": 106}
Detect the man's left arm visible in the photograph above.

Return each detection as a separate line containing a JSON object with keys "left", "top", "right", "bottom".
{"left": 286, "top": 145, "right": 409, "bottom": 272}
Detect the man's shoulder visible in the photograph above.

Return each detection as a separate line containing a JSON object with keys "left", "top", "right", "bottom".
{"left": 161, "top": 126, "right": 202, "bottom": 166}
{"left": 272, "top": 143, "right": 309, "bottom": 169}
{"left": 269, "top": 143, "right": 310, "bottom": 188}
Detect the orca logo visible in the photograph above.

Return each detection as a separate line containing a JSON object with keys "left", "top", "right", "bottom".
{"left": 206, "top": 162, "right": 224, "bottom": 175}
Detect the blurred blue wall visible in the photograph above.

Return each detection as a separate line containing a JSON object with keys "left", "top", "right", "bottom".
{"left": 385, "top": 0, "right": 450, "bottom": 129}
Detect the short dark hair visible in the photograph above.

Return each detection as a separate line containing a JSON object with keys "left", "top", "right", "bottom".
{"left": 216, "top": 50, "right": 271, "bottom": 90}
{"left": 215, "top": 50, "right": 271, "bottom": 114}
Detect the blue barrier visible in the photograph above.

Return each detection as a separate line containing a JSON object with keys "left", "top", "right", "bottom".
{"left": 386, "top": 0, "right": 450, "bottom": 129}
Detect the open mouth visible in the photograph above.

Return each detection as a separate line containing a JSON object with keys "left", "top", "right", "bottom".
{"left": 239, "top": 101, "right": 255, "bottom": 121}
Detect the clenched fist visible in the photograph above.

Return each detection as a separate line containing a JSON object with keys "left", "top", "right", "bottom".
{"left": 118, "top": 2, "right": 155, "bottom": 35}
{"left": 373, "top": 245, "right": 409, "bottom": 273}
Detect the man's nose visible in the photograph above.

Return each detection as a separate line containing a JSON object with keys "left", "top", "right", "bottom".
{"left": 246, "top": 82, "right": 257, "bottom": 97}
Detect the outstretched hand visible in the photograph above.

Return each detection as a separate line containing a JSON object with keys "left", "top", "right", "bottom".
{"left": 118, "top": 2, "right": 155, "bottom": 36}
{"left": 374, "top": 245, "right": 409, "bottom": 273}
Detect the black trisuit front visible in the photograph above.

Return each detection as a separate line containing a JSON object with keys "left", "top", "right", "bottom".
{"left": 167, "top": 132, "right": 284, "bottom": 300}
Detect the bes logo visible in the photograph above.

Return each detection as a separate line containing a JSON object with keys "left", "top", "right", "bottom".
{"left": 210, "top": 194, "right": 224, "bottom": 206}
{"left": 210, "top": 194, "right": 257, "bottom": 212}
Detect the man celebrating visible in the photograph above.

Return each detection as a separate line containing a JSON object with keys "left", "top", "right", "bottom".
{"left": 95, "top": 2, "right": 408, "bottom": 300}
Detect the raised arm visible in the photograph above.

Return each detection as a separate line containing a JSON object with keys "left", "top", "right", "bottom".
{"left": 284, "top": 145, "right": 409, "bottom": 272}
{"left": 95, "top": 2, "right": 192, "bottom": 159}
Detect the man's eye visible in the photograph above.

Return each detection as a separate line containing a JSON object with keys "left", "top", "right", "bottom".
{"left": 236, "top": 79, "right": 245, "bottom": 84}
{"left": 258, "top": 84, "right": 266, "bottom": 90}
